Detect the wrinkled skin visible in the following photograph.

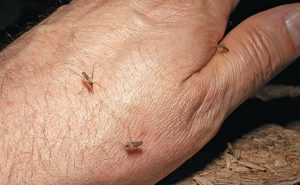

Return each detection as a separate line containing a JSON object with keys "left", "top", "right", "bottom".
{"left": 0, "top": 0, "right": 299, "bottom": 184}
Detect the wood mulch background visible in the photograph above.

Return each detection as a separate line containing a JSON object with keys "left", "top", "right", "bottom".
{"left": 166, "top": 124, "right": 300, "bottom": 185}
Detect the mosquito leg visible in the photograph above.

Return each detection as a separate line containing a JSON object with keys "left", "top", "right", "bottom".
{"left": 69, "top": 68, "right": 83, "bottom": 78}
{"left": 126, "top": 125, "right": 133, "bottom": 142}
{"left": 94, "top": 82, "right": 103, "bottom": 88}
{"left": 91, "top": 63, "right": 95, "bottom": 80}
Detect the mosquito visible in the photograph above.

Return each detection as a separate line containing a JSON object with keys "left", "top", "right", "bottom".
{"left": 123, "top": 125, "right": 143, "bottom": 151}
{"left": 124, "top": 140, "right": 143, "bottom": 150}
{"left": 69, "top": 64, "right": 102, "bottom": 93}
{"left": 218, "top": 43, "right": 229, "bottom": 53}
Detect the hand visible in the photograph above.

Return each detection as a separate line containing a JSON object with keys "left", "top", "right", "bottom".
{"left": 0, "top": 1, "right": 299, "bottom": 184}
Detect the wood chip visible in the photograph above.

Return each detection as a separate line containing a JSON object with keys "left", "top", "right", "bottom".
{"left": 237, "top": 161, "right": 266, "bottom": 171}
{"left": 225, "top": 153, "right": 232, "bottom": 170}
{"left": 274, "top": 159, "right": 288, "bottom": 167}
{"left": 254, "top": 85, "right": 300, "bottom": 101}
{"left": 192, "top": 176, "right": 214, "bottom": 185}
{"left": 268, "top": 177, "right": 300, "bottom": 185}
{"left": 227, "top": 143, "right": 241, "bottom": 160}
{"left": 263, "top": 165, "right": 278, "bottom": 175}
{"left": 227, "top": 143, "right": 234, "bottom": 155}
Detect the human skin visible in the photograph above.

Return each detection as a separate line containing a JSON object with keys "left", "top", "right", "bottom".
{"left": 0, "top": 0, "right": 299, "bottom": 184}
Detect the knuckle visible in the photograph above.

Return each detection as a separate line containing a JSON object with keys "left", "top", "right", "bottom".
{"left": 126, "top": 8, "right": 156, "bottom": 30}
{"left": 131, "top": 0, "right": 202, "bottom": 22}
{"left": 135, "top": 0, "right": 199, "bottom": 9}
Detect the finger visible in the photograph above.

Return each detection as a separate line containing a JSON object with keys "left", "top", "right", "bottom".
{"left": 195, "top": 3, "right": 300, "bottom": 114}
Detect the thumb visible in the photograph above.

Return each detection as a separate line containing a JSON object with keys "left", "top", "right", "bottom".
{"left": 208, "top": 3, "right": 300, "bottom": 112}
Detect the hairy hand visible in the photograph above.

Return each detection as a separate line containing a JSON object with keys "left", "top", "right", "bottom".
{"left": 0, "top": 0, "right": 299, "bottom": 184}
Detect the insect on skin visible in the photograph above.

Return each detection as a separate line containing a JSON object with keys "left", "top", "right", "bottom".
{"left": 124, "top": 141, "right": 143, "bottom": 151}
{"left": 69, "top": 64, "right": 102, "bottom": 93}
{"left": 123, "top": 126, "right": 143, "bottom": 152}
{"left": 218, "top": 43, "right": 229, "bottom": 53}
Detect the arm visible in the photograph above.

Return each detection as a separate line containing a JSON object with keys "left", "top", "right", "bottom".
{"left": 0, "top": 0, "right": 299, "bottom": 184}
